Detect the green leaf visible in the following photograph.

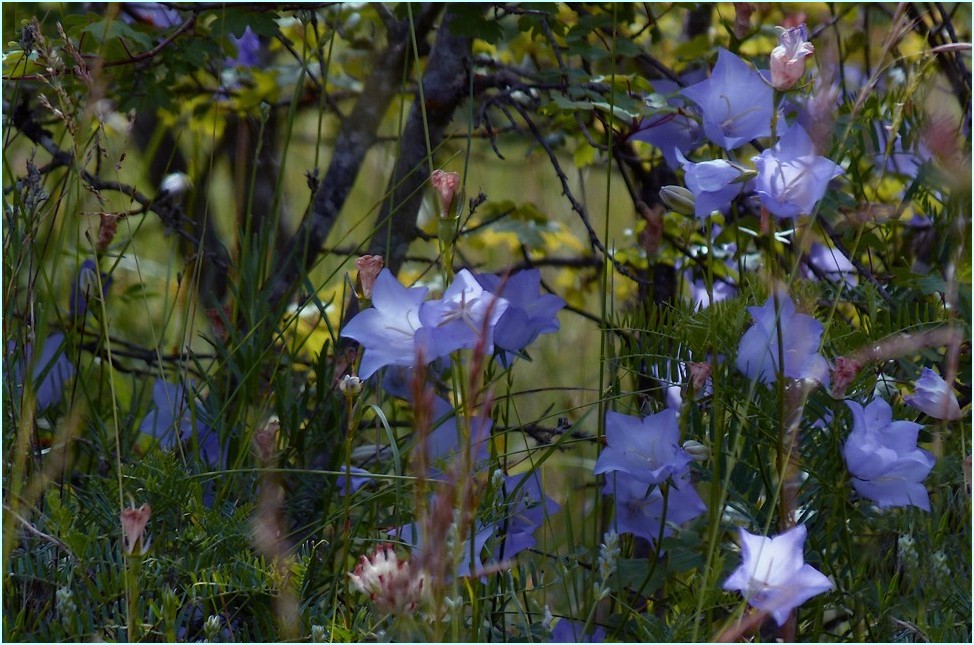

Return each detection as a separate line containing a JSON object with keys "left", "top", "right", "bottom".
{"left": 446, "top": 6, "right": 502, "bottom": 44}
{"left": 82, "top": 18, "right": 153, "bottom": 49}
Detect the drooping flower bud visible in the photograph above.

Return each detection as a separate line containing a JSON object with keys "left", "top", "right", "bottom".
{"left": 770, "top": 24, "right": 815, "bottom": 91}
{"left": 354, "top": 255, "right": 384, "bottom": 300}
{"left": 339, "top": 374, "right": 363, "bottom": 397}
{"left": 121, "top": 503, "right": 152, "bottom": 555}
{"left": 659, "top": 185, "right": 696, "bottom": 216}
{"left": 430, "top": 169, "right": 460, "bottom": 218}
{"left": 682, "top": 439, "right": 710, "bottom": 462}
{"left": 687, "top": 361, "right": 712, "bottom": 392}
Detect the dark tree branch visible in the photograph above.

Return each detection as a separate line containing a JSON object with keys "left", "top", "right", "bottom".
{"left": 264, "top": 3, "right": 442, "bottom": 308}
{"left": 367, "top": 7, "right": 475, "bottom": 275}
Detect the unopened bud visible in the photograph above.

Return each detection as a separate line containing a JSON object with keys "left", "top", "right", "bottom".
{"left": 430, "top": 169, "right": 460, "bottom": 218}
{"left": 687, "top": 361, "right": 712, "bottom": 392}
{"left": 830, "top": 357, "right": 862, "bottom": 398}
{"left": 682, "top": 439, "right": 710, "bottom": 462}
{"left": 354, "top": 255, "right": 384, "bottom": 300}
{"left": 339, "top": 374, "right": 363, "bottom": 397}
{"left": 659, "top": 185, "right": 696, "bottom": 216}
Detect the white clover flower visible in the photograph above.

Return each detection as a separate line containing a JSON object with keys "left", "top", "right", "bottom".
{"left": 348, "top": 544, "right": 427, "bottom": 616}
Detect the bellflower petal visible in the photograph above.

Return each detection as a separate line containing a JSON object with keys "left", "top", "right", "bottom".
{"left": 602, "top": 471, "right": 705, "bottom": 548}
{"left": 594, "top": 409, "right": 692, "bottom": 484}
{"left": 843, "top": 399, "right": 936, "bottom": 510}
{"left": 735, "top": 293, "right": 829, "bottom": 387}
{"left": 475, "top": 270, "right": 565, "bottom": 365}
{"left": 341, "top": 269, "right": 429, "bottom": 379}
{"left": 752, "top": 124, "right": 843, "bottom": 218}
{"left": 806, "top": 242, "right": 858, "bottom": 287}
{"left": 681, "top": 49, "right": 774, "bottom": 149}
{"left": 417, "top": 269, "right": 509, "bottom": 361}
{"left": 723, "top": 525, "right": 833, "bottom": 626}
{"left": 903, "top": 367, "right": 961, "bottom": 420}
{"left": 677, "top": 151, "right": 750, "bottom": 219}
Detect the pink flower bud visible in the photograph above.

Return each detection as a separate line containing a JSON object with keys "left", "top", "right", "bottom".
{"left": 830, "top": 356, "right": 862, "bottom": 397}
{"left": 687, "top": 361, "right": 712, "bottom": 392}
{"left": 354, "top": 255, "right": 384, "bottom": 300}
{"left": 430, "top": 169, "right": 460, "bottom": 218}
{"left": 121, "top": 504, "right": 152, "bottom": 555}
{"left": 770, "top": 24, "right": 815, "bottom": 91}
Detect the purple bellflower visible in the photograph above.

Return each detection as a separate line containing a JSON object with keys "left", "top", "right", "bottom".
{"left": 337, "top": 466, "right": 373, "bottom": 496}
{"left": 735, "top": 292, "right": 830, "bottom": 387}
{"left": 475, "top": 269, "right": 565, "bottom": 365}
{"left": 602, "top": 471, "right": 705, "bottom": 547}
{"left": 690, "top": 278, "right": 737, "bottom": 310}
{"left": 390, "top": 521, "right": 496, "bottom": 579}
{"left": 903, "top": 367, "right": 961, "bottom": 421}
{"left": 496, "top": 470, "right": 561, "bottom": 560}
{"left": 630, "top": 74, "right": 706, "bottom": 169}
{"left": 681, "top": 48, "right": 774, "bottom": 150}
{"left": 9, "top": 333, "right": 77, "bottom": 413}
{"left": 806, "top": 242, "right": 858, "bottom": 287}
{"left": 140, "top": 379, "right": 221, "bottom": 468}
{"left": 843, "top": 398, "right": 936, "bottom": 510}
{"left": 677, "top": 151, "right": 750, "bottom": 219}
{"left": 550, "top": 619, "right": 606, "bottom": 643}
{"left": 752, "top": 123, "right": 843, "bottom": 219}
{"left": 594, "top": 409, "right": 693, "bottom": 484}
{"left": 423, "top": 395, "right": 491, "bottom": 480}
{"left": 340, "top": 269, "right": 429, "bottom": 379}
{"left": 227, "top": 26, "right": 261, "bottom": 68}
{"left": 69, "top": 259, "right": 113, "bottom": 322}
{"left": 417, "top": 269, "right": 509, "bottom": 362}
{"left": 723, "top": 524, "right": 833, "bottom": 626}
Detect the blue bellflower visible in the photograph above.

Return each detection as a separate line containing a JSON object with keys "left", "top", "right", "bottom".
{"left": 723, "top": 524, "right": 833, "bottom": 626}
{"left": 630, "top": 74, "right": 706, "bottom": 169}
{"left": 752, "top": 123, "right": 843, "bottom": 218}
{"left": 735, "top": 293, "right": 829, "bottom": 387}
{"left": 677, "top": 151, "right": 750, "bottom": 219}
{"left": 903, "top": 367, "right": 961, "bottom": 421}
{"left": 594, "top": 409, "right": 693, "bottom": 484}
{"left": 550, "top": 619, "right": 606, "bottom": 643}
{"left": 140, "top": 379, "right": 221, "bottom": 468}
{"left": 417, "top": 269, "right": 509, "bottom": 362}
{"left": 340, "top": 269, "right": 429, "bottom": 379}
{"left": 474, "top": 269, "right": 565, "bottom": 365}
{"left": 495, "top": 470, "right": 561, "bottom": 560}
{"left": 390, "top": 521, "right": 496, "bottom": 579}
{"left": 681, "top": 48, "right": 774, "bottom": 150}
{"left": 843, "top": 398, "right": 936, "bottom": 510}
{"left": 8, "top": 333, "right": 76, "bottom": 413}
{"left": 227, "top": 26, "right": 260, "bottom": 68}
{"left": 806, "top": 242, "right": 858, "bottom": 287}
{"left": 602, "top": 471, "right": 705, "bottom": 547}
{"left": 423, "top": 395, "right": 492, "bottom": 480}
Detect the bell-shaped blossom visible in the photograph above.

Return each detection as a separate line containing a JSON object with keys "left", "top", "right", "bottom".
{"left": 677, "top": 151, "right": 750, "bottom": 219}
{"left": 752, "top": 123, "right": 843, "bottom": 218}
{"left": 602, "top": 471, "right": 705, "bottom": 547}
{"left": 417, "top": 269, "right": 509, "bottom": 361}
{"left": 424, "top": 395, "right": 492, "bottom": 479}
{"left": 495, "top": 470, "right": 561, "bottom": 560}
{"left": 340, "top": 269, "right": 429, "bottom": 379}
{"left": 681, "top": 48, "right": 774, "bottom": 150}
{"left": 806, "top": 242, "right": 857, "bottom": 287}
{"left": 903, "top": 367, "right": 961, "bottom": 421}
{"left": 843, "top": 398, "right": 936, "bottom": 510}
{"left": 770, "top": 24, "right": 815, "bottom": 90}
{"left": 140, "top": 379, "right": 221, "bottom": 468}
{"left": 630, "top": 74, "right": 706, "bottom": 169}
{"left": 594, "top": 409, "right": 693, "bottom": 484}
{"left": 723, "top": 524, "right": 833, "bottom": 626}
{"left": 690, "top": 278, "right": 737, "bottom": 310}
{"left": 9, "top": 333, "right": 77, "bottom": 413}
{"left": 550, "top": 619, "right": 606, "bottom": 643}
{"left": 391, "top": 522, "right": 495, "bottom": 579}
{"left": 227, "top": 26, "right": 260, "bottom": 68}
{"left": 475, "top": 269, "right": 565, "bottom": 366}
{"left": 336, "top": 466, "right": 373, "bottom": 496}
{"left": 69, "top": 259, "right": 111, "bottom": 321}
{"left": 735, "top": 293, "right": 829, "bottom": 387}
